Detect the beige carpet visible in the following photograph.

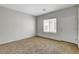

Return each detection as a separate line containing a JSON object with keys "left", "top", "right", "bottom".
{"left": 0, "top": 36, "right": 79, "bottom": 54}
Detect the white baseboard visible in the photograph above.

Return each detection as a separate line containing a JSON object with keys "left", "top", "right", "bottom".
{"left": 0, "top": 35, "right": 35, "bottom": 45}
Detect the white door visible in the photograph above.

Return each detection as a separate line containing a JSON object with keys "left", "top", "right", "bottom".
{"left": 60, "top": 16, "right": 77, "bottom": 43}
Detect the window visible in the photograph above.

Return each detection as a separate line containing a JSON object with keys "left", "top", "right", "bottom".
{"left": 43, "top": 20, "right": 49, "bottom": 32}
{"left": 43, "top": 18, "right": 57, "bottom": 33}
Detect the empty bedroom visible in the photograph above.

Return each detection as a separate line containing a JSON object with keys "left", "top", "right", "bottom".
{"left": 0, "top": 4, "right": 79, "bottom": 54}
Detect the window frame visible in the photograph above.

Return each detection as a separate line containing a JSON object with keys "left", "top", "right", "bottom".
{"left": 43, "top": 18, "right": 57, "bottom": 34}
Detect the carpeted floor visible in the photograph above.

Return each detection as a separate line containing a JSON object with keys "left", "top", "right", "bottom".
{"left": 0, "top": 36, "right": 79, "bottom": 54}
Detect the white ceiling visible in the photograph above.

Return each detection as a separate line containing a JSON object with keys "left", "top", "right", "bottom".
{"left": 0, "top": 4, "right": 76, "bottom": 16}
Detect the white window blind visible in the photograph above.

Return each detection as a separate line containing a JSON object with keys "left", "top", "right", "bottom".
{"left": 43, "top": 20, "right": 49, "bottom": 32}
{"left": 43, "top": 18, "right": 57, "bottom": 33}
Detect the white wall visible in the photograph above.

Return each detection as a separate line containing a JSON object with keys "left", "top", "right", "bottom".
{"left": 36, "top": 6, "right": 78, "bottom": 44}
{"left": 0, "top": 6, "right": 35, "bottom": 44}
